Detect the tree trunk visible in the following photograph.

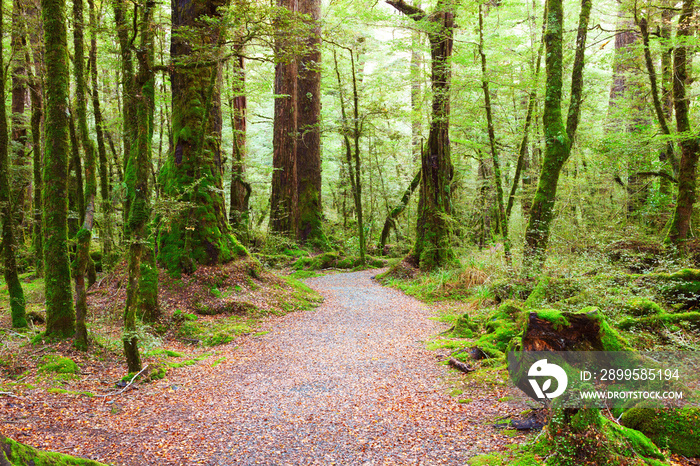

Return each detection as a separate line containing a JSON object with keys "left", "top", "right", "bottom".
{"left": 73, "top": 0, "right": 98, "bottom": 350}
{"left": 10, "top": 0, "right": 30, "bottom": 234}
{"left": 42, "top": 0, "right": 75, "bottom": 338}
{"left": 0, "top": 0, "right": 27, "bottom": 329}
{"left": 387, "top": 0, "right": 455, "bottom": 271}
{"left": 26, "top": 0, "right": 43, "bottom": 277}
{"left": 521, "top": 0, "right": 591, "bottom": 277}
{"left": 270, "top": 0, "right": 299, "bottom": 236}
{"left": 667, "top": 0, "right": 699, "bottom": 247}
{"left": 159, "top": 0, "right": 246, "bottom": 275}
{"left": 228, "top": 54, "right": 251, "bottom": 240}
{"left": 89, "top": 0, "right": 114, "bottom": 270}
{"left": 124, "top": 1, "right": 156, "bottom": 372}
{"left": 296, "top": 0, "right": 324, "bottom": 245}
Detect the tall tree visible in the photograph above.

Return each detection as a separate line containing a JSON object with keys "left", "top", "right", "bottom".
{"left": 521, "top": 0, "right": 591, "bottom": 277}
{"left": 159, "top": 0, "right": 247, "bottom": 274}
{"left": 666, "top": 0, "right": 699, "bottom": 247}
{"left": 42, "top": 0, "right": 74, "bottom": 337}
{"left": 1, "top": 0, "right": 27, "bottom": 329}
{"left": 123, "top": 0, "right": 156, "bottom": 372}
{"left": 228, "top": 54, "right": 251, "bottom": 240}
{"left": 270, "top": 0, "right": 299, "bottom": 236}
{"left": 296, "top": 0, "right": 325, "bottom": 245}
{"left": 10, "top": 0, "right": 30, "bottom": 232}
{"left": 388, "top": 0, "right": 455, "bottom": 270}
{"left": 72, "top": 0, "right": 97, "bottom": 349}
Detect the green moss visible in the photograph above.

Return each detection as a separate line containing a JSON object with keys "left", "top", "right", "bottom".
{"left": 0, "top": 434, "right": 108, "bottom": 465}
{"left": 536, "top": 309, "right": 570, "bottom": 330}
{"left": 618, "top": 311, "right": 700, "bottom": 330}
{"left": 621, "top": 403, "right": 700, "bottom": 457}
{"left": 38, "top": 355, "right": 79, "bottom": 374}
{"left": 46, "top": 388, "right": 94, "bottom": 397}
{"left": 451, "top": 313, "right": 478, "bottom": 338}
{"left": 624, "top": 298, "right": 664, "bottom": 316}
{"left": 524, "top": 276, "right": 549, "bottom": 308}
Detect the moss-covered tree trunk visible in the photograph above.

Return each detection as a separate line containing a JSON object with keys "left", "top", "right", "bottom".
{"left": 42, "top": 0, "right": 75, "bottom": 338}
{"left": 10, "top": 0, "right": 30, "bottom": 235}
{"left": 26, "top": 0, "right": 44, "bottom": 277}
{"left": 666, "top": 0, "right": 699, "bottom": 248}
{"left": 89, "top": 0, "right": 114, "bottom": 270}
{"left": 270, "top": 0, "right": 298, "bottom": 236}
{"left": 229, "top": 54, "right": 251, "bottom": 240}
{"left": 296, "top": 0, "right": 325, "bottom": 246}
{"left": 388, "top": 0, "right": 455, "bottom": 271}
{"left": 159, "top": 0, "right": 246, "bottom": 275}
{"left": 0, "top": 0, "right": 27, "bottom": 329}
{"left": 123, "top": 1, "right": 157, "bottom": 372}
{"left": 521, "top": 0, "right": 590, "bottom": 277}
{"left": 72, "top": 0, "right": 97, "bottom": 350}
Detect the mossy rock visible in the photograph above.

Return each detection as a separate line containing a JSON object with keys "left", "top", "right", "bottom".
{"left": 293, "top": 252, "right": 340, "bottom": 270}
{"left": 38, "top": 355, "right": 79, "bottom": 374}
{"left": 621, "top": 403, "right": 700, "bottom": 457}
{"left": 0, "top": 435, "right": 108, "bottom": 465}
{"left": 623, "top": 298, "right": 664, "bottom": 317}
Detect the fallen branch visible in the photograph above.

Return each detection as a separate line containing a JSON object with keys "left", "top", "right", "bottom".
{"left": 0, "top": 392, "right": 17, "bottom": 398}
{"left": 448, "top": 358, "right": 475, "bottom": 373}
{"left": 97, "top": 364, "right": 149, "bottom": 399}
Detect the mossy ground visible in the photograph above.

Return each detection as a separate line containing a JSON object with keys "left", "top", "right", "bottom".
{"left": 382, "top": 244, "right": 700, "bottom": 465}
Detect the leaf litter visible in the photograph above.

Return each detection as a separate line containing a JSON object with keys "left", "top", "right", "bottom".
{"left": 2, "top": 269, "right": 533, "bottom": 464}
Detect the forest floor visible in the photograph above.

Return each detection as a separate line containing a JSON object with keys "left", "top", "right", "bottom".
{"left": 1, "top": 268, "right": 534, "bottom": 465}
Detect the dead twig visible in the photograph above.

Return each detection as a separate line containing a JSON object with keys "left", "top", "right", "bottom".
{"left": 97, "top": 364, "right": 150, "bottom": 400}
{"left": 448, "top": 357, "right": 475, "bottom": 373}
{"left": 0, "top": 391, "right": 18, "bottom": 398}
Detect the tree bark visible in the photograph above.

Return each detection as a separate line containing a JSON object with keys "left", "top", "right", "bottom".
{"left": 42, "top": 0, "right": 75, "bottom": 338}
{"left": 89, "top": 0, "right": 114, "bottom": 270}
{"left": 159, "top": 0, "right": 246, "bottom": 275}
{"left": 296, "top": 0, "right": 324, "bottom": 245}
{"left": 270, "top": 0, "right": 299, "bottom": 236}
{"left": 228, "top": 54, "right": 251, "bottom": 239}
{"left": 1, "top": 0, "right": 27, "bottom": 329}
{"left": 666, "top": 0, "right": 699, "bottom": 248}
{"left": 388, "top": 0, "right": 455, "bottom": 271}
{"left": 521, "top": 0, "right": 590, "bottom": 277}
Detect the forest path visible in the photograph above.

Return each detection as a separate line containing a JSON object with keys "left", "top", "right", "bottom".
{"left": 7, "top": 270, "right": 525, "bottom": 465}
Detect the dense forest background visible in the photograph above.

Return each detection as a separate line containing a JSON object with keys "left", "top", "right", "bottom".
{"left": 2, "top": 0, "right": 700, "bottom": 462}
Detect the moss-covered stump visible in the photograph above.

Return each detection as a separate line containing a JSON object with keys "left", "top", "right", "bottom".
{"left": 621, "top": 403, "right": 700, "bottom": 457}
{"left": 535, "top": 406, "right": 665, "bottom": 466}
{"left": 520, "top": 308, "right": 629, "bottom": 352}
{"left": 0, "top": 435, "right": 108, "bottom": 465}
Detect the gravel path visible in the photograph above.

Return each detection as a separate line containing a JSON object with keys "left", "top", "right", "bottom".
{"left": 208, "top": 270, "right": 511, "bottom": 465}
{"left": 4, "top": 270, "right": 525, "bottom": 465}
